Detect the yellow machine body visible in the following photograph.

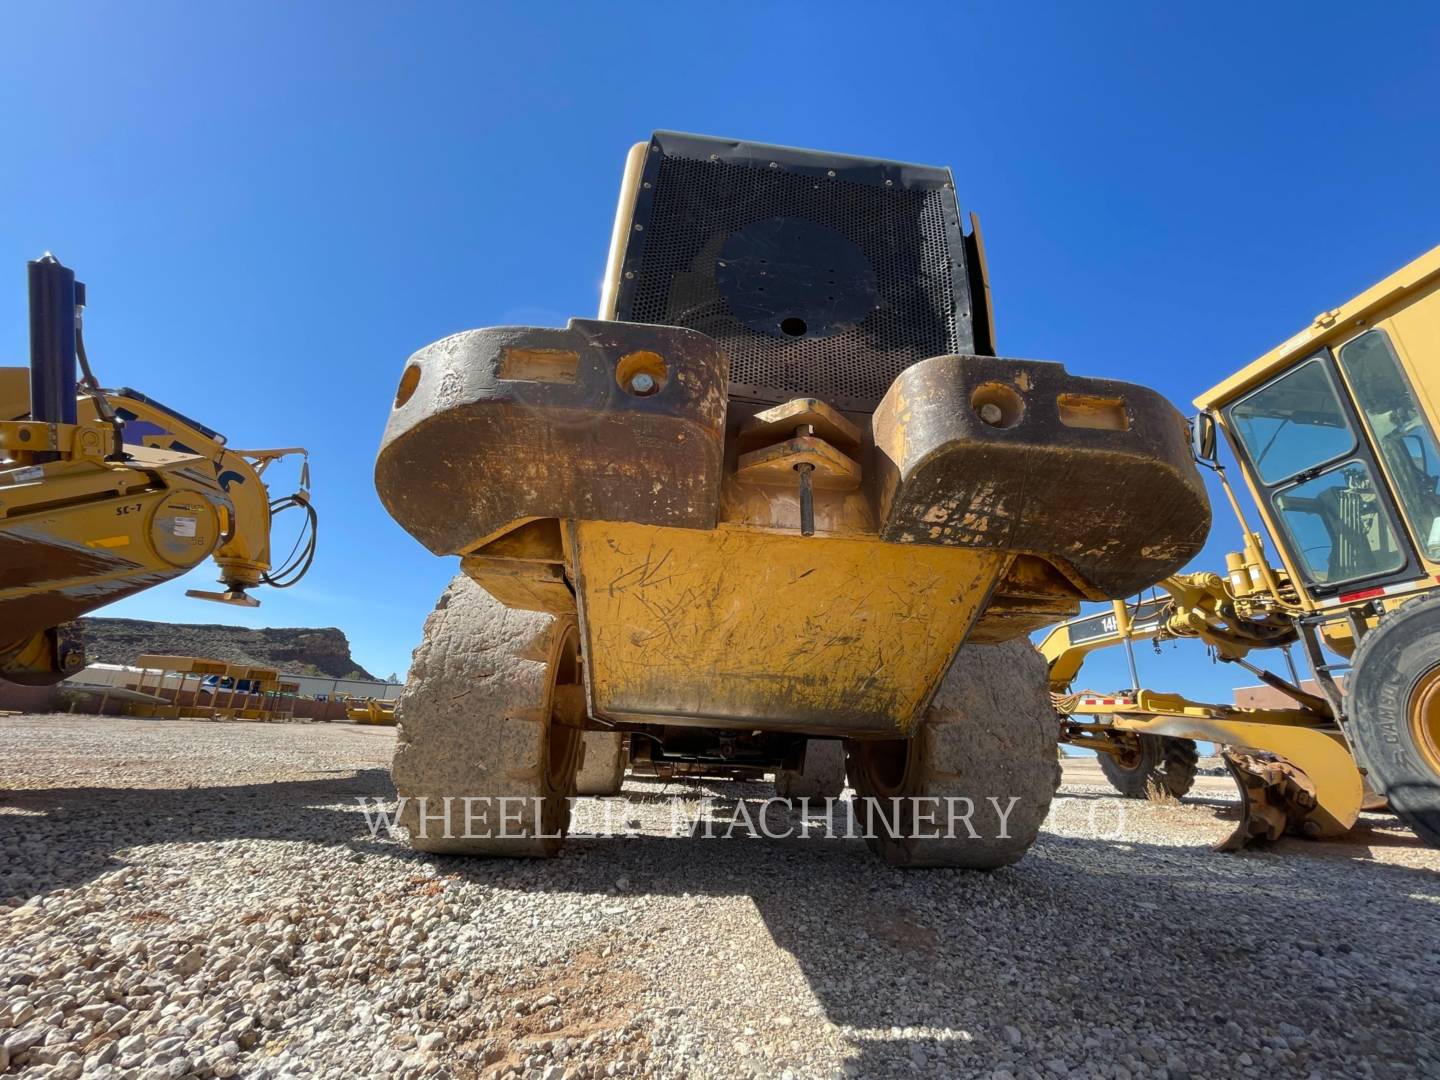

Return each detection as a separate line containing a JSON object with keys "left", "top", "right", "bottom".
{"left": 1039, "top": 584, "right": 1375, "bottom": 848}
{"left": 381, "top": 330, "right": 1207, "bottom": 741}
{"left": 1060, "top": 690, "right": 1363, "bottom": 847}
{"left": 573, "top": 520, "right": 1005, "bottom": 737}
{"left": 348, "top": 699, "right": 398, "bottom": 725}
{"left": 1196, "top": 242, "right": 1440, "bottom": 621}
{"left": 1040, "top": 243, "right": 1440, "bottom": 848}
{"left": 376, "top": 132, "right": 1210, "bottom": 743}
{"left": 0, "top": 369, "right": 310, "bottom": 684}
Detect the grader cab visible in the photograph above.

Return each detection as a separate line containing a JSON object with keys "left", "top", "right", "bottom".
{"left": 375, "top": 131, "right": 1209, "bottom": 867}
{"left": 1046, "top": 243, "right": 1440, "bottom": 850}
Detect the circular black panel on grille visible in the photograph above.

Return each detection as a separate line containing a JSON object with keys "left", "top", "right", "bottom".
{"left": 715, "top": 217, "right": 878, "bottom": 340}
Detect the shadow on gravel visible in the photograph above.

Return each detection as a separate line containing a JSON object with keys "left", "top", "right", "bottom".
{"left": 6, "top": 770, "right": 1436, "bottom": 1077}
{"left": 420, "top": 781, "right": 1440, "bottom": 1080}
{"left": 0, "top": 768, "right": 398, "bottom": 898}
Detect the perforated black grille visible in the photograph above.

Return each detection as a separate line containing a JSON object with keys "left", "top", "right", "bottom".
{"left": 618, "top": 149, "right": 968, "bottom": 411}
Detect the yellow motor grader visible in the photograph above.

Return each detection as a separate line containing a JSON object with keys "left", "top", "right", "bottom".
{"left": 1, "top": 255, "right": 317, "bottom": 684}
{"left": 374, "top": 131, "right": 1209, "bottom": 867}
{"left": 1041, "top": 243, "right": 1440, "bottom": 850}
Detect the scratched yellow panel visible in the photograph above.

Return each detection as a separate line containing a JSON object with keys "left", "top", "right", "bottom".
{"left": 574, "top": 521, "right": 1006, "bottom": 737}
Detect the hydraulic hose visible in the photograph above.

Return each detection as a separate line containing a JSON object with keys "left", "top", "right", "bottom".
{"left": 261, "top": 493, "right": 318, "bottom": 588}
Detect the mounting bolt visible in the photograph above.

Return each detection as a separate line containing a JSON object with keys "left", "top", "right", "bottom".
{"left": 628, "top": 372, "right": 656, "bottom": 395}
{"left": 978, "top": 402, "right": 1004, "bottom": 425}
{"left": 795, "top": 462, "right": 815, "bottom": 537}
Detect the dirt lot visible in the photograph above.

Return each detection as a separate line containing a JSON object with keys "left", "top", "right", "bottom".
{"left": 1, "top": 714, "right": 1437, "bottom": 1080}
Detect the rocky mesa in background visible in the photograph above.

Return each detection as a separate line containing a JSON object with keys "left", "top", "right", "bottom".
{"left": 77, "top": 617, "right": 376, "bottom": 680}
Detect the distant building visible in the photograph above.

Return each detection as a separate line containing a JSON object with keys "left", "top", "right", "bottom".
{"left": 286, "top": 672, "right": 403, "bottom": 702}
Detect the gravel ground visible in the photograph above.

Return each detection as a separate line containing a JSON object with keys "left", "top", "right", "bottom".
{"left": 1, "top": 714, "right": 1437, "bottom": 1080}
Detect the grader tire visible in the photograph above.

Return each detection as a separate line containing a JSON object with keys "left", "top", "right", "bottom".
{"left": 845, "top": 638, "right": 1060, "bottom": 869}
{"left": 1097, "top": 734, "right": 1198, "bottom": 801}
{"left": 775, "top": 739, "right": 847, "bottom": 801}
{"left": 576, "top": 731, "right": 627, "bottom": 797}
{"left": 1346, "top": 593, "right": 1440, "bottom": 848}
{"left": 391, "top": 574, "right": 582, "bottom": 856}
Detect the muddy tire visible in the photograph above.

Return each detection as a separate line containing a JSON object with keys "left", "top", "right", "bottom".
{"left": 845, "top": 638, "right": 1060, "bottom": 869}
{"left": 576, "top": 731, "right": 627, "bottom": 796}
{"left": 1346, "top": 593, "right": 1440, "bottom": 848}
{"left": 392, "top": 574, "right": 582, "bottom": 856}
{"left": 1097, "top": 734, "right": 1198, "bottom": 801}
{"left": 775, "top": 739, "right": 847, "bottom": 801}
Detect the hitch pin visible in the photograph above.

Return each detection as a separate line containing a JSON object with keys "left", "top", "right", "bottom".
{"left": 796, "top": 463, "right": 815, "bottom": 537}
{"left": 794, "top": 423, "right": 816, "bottom": 537}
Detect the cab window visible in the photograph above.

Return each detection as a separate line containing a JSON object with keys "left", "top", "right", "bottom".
{"left": 1228, "top": 359, "right": 1356, "bottom": 484}
{"left": 1228, "top": 356, "right": 1408, "bottom": 588}
{"left": 1271, "top": 460, "right": 1405, "bottom": 584}
{"left": 1337, "top": 329, "right": 1440, "bottom": 560}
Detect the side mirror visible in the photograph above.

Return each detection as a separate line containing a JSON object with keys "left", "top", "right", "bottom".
{"left": 1190, "top": 412, "right": 1218, "bottom": 464}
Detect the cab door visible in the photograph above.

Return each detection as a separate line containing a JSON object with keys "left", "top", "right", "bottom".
{"left": 1332, "top": 285, "right": 1440, "bottom": 575}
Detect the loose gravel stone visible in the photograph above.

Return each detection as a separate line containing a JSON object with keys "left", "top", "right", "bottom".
{"left": 1, "top": 713, "right": 1437, "bottom": 1079}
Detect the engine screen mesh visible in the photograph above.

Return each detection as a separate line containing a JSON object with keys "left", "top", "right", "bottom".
{"left": 620, "top": 152, "right": 965, "bottom": 410}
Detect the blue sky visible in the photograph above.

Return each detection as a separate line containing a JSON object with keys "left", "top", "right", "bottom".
{"left": 3, "top": 3, "right": 1439, "bottom": 691}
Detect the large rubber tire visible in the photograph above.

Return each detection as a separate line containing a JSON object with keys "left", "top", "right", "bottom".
{"left": 775, "top": 739, "right": 847, "bottom": 801}
{"left": 844, "top": 638, "right": 1060, "bottom": 869}
{"left": 576, "top": 731, "right": 627, "bottom": 796}
{"left": 392, "top": 574, "right": 582, "bottom": 856}
{"left": 1345, "top": 593, "right": 1440, "bottom": 848}
{"left": 1097, "top": 734, "right": 1199, "bottom": 800}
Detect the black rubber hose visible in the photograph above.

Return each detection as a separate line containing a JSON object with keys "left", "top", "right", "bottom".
{"left": 260, "top": 494, "right": 318, "bottom": 588}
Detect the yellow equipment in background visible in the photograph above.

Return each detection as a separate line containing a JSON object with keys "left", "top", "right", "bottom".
{"left": 1041, "top": 242, "right": 1440, "bottom": 850}
{"left": 0, "top": 255, "right": 317, "bottom": 685}
{"left": 346, "top": 698, "right": 397, "bottom": 725}
{"left": 122, "top": 655, "right": 300, "bottom": 722}
{"left": 1041, "top": 592, "right": 1369, "bottom": 849}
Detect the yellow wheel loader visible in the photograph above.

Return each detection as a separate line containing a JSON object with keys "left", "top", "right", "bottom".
{"left": 374, "top": 131, "right": 1209, "bottom": 867}
{"left": 1040, "top": 242, "right": 1440, "bottom": 850}
{"left": 1, "top": 255, "right": 317, "bottom": 685}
